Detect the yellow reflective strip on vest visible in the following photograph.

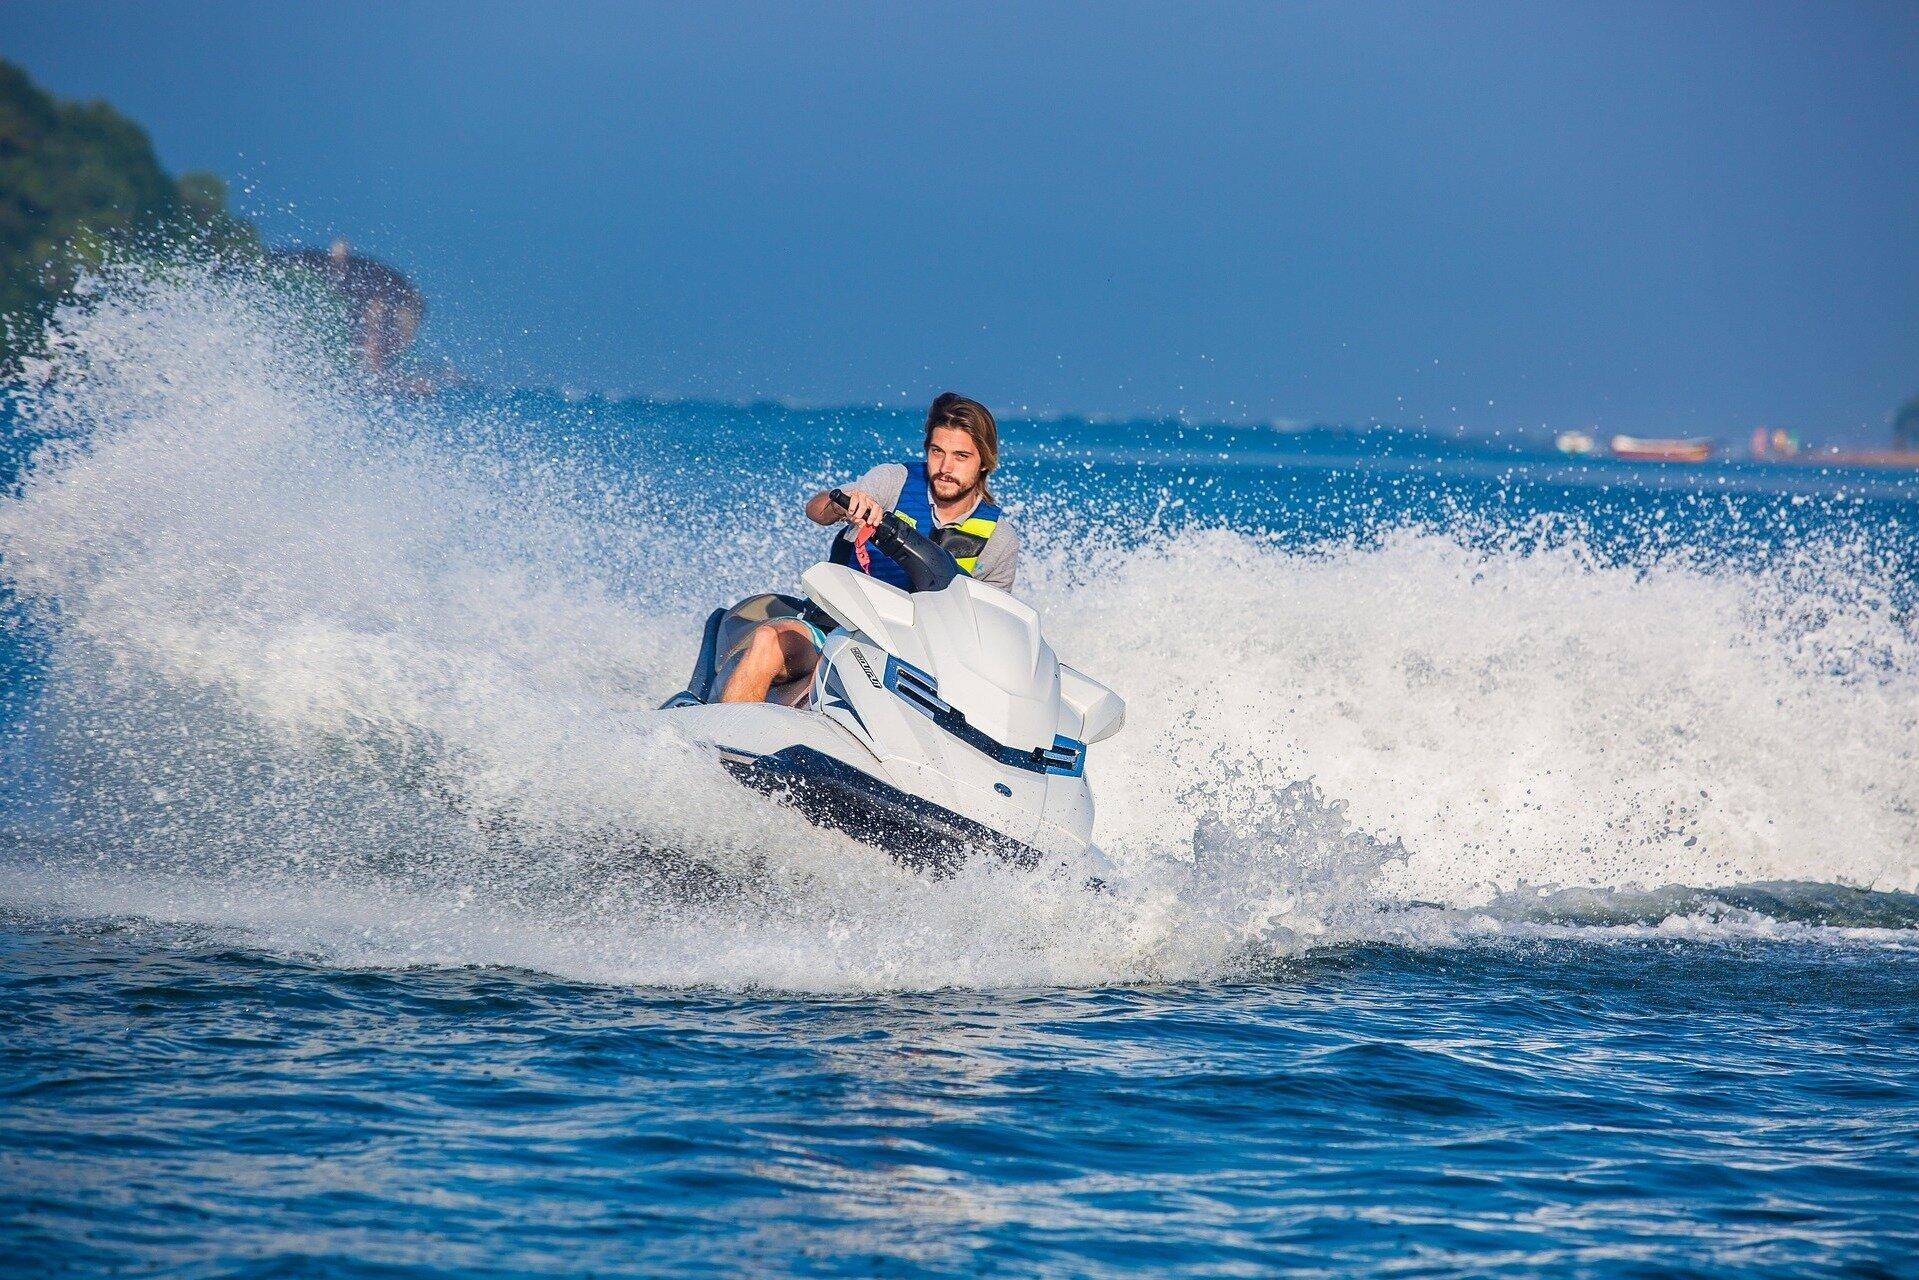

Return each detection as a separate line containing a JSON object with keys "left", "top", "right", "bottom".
{"left": 897, "top": 511, "right": 995, "bottom": 538}
{"left": 894, "top": 508, "right": 994, "bottom": 575}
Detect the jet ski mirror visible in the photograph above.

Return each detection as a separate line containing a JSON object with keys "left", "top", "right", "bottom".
{"left": 829, "top": 488, "right": 960, "bottom": 593}
{"left": 1060, "top": 665, "right": 1126, "bottom": 745}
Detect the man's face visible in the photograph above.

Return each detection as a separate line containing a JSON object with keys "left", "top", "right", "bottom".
{"left": 925, "top": 427, "right": 984, "bottom": 504}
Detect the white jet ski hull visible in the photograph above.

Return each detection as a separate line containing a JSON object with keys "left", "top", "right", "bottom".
{"left": 660, "top": 565, "right": 1122, "bottom": 876}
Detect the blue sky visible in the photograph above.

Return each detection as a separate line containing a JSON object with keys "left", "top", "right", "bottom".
{"left": 7, "top": 1, "right": 1917, "bottom": 439}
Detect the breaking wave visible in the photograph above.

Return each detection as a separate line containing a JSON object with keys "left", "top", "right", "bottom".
{"left": 1, "top": 264, "right": 1914, "bottom": 990}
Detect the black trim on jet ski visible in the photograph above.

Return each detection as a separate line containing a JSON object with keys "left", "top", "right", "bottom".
{"left": 664, "top": 606, "right": 728, "bottom": 707}
{"left": 718, "top": 744, "right": 1044, "bottom": 876}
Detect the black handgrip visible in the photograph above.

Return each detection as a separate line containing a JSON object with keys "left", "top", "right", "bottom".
{"left": 828, "top": 487, "right": 897, "bottom": 531}
{"left": 824, "top": 488, "right": 958, "bottom": 592}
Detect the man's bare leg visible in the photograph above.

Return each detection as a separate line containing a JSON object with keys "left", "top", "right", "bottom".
{"left": 717, "top": 620, "right": 823, "bottom": 704}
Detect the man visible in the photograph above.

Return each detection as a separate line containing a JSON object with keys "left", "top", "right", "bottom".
{"left": 717, "top": 391, "right": 1022, "bottom": 704}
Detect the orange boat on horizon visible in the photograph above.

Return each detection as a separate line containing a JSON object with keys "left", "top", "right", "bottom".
{"left": 1609, "top": 434, "right": 1714, "bottom": 463}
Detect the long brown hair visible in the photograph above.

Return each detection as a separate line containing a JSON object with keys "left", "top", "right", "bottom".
{"left": 923, "top": 391, "right": 1000, "bottom": 503}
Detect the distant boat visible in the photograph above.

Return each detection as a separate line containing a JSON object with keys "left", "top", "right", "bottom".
{"left": 1554, "top": 430, "right": 1597, "bottom": 456}
{"left": 1609, "top": 434, "right": 1713, "bottom": 463}
{"left": 1797, "top": 449, "right": 1919, "bottom": 469}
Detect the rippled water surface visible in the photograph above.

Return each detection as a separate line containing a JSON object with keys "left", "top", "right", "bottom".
{"left": 7, "top": 916, "right": 1918, "bottom": 1277}
{"left": 3, "top": 267, "right": 1918, "bottom": 1275}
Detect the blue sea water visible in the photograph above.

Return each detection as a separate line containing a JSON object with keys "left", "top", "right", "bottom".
{"left": 2, "top": 268, "right": 1917, "bottom": 1276}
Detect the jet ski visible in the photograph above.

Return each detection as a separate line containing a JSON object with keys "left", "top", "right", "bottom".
{"left": 660, "top": 490, "right": 1125, "bottom": 875}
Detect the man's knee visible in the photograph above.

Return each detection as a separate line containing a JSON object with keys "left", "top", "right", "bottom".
{"left": 743, "top": 624, "right": 786, "bottom": 667}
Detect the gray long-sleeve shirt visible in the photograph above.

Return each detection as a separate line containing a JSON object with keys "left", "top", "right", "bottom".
{"left": 840, "top": 462, "right": 1020, "bottom": 591}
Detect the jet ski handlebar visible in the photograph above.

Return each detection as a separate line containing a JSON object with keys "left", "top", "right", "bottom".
{"left": 827, "top": 488, "right": 960, "bottom": 593}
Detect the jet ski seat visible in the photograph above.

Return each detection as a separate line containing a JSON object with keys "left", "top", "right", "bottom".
{"left": 672, "top": 592, "right": 815, "bottom": 706}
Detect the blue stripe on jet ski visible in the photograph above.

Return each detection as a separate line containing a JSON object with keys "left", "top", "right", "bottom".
{"left": 882, "top": 656, "right": 1086, "bottom": 777}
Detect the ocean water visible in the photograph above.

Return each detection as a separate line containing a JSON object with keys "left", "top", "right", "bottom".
{"left": 2, "top": 267, "right": 1917, "bottom": 1276}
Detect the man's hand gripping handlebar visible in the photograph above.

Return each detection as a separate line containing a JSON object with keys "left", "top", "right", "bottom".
{"left": 827, "top": 487, "right": 889, "bottom": 530}
{"left": 824, "top": 487, "right": 959, "bottom": 593}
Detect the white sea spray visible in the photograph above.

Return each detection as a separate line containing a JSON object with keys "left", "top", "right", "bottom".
{"left": 1, "top": 263, "right": 1915, "bottom": 991}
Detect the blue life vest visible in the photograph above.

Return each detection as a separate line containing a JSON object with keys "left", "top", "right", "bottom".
{"left": 832, "top": 465, "right": 1001, "bottom": 592}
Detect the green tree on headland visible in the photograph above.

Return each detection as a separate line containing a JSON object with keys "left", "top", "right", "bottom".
{"left": 0, "top": 58, "right": 258, "bottom": 363}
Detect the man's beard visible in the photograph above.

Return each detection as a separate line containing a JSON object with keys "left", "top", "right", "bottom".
{"left": 928, "top": 471, "right": 979, "bottom": 502}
